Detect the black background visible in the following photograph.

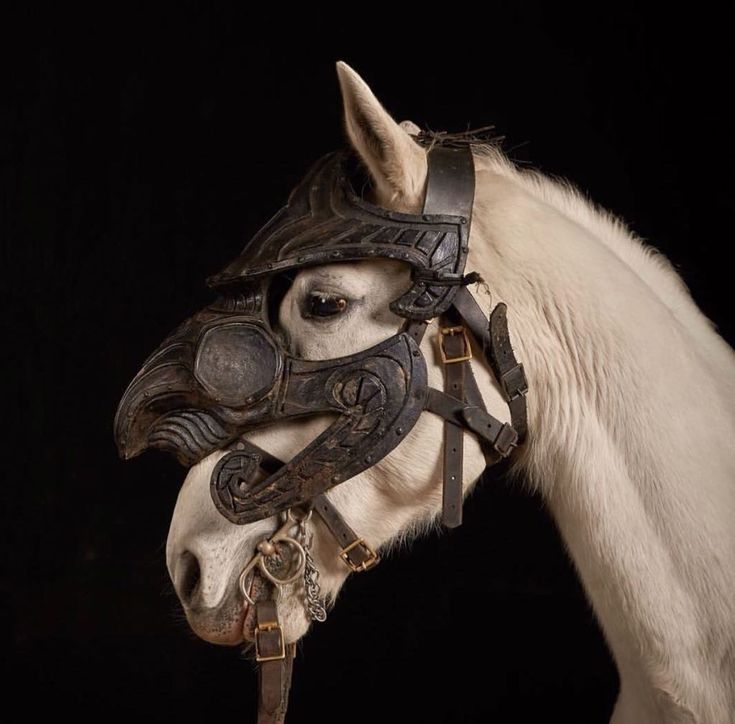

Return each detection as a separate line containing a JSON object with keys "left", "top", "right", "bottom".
{"left": 4, "top": 4, "right": 733, "bottom": 723}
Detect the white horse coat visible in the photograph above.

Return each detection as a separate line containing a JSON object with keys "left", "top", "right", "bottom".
{"left": 165, "top": 61, "right": 735, "bottom": 723}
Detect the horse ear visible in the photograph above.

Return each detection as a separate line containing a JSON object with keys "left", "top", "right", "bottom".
{"left": 335, "top": 60, "right": 427, "bottom": 212}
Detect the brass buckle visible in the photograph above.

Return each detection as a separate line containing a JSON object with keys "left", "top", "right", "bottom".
{"left": 255, "top": 621, "right": 286, "bottom": 662}
{"left": 340, "top": 538, "right": 380, "bottom": 573}
{"left": 438, "top": 326, "right": 473, "bottom": 364}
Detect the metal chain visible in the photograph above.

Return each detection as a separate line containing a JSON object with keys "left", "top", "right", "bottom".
{"left": 297, "top": 520, "right": 327, "bottom": 623}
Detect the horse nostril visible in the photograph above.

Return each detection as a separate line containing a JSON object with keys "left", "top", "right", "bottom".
{"left": 176, "top": 550, "right": 201, "bottom": 606}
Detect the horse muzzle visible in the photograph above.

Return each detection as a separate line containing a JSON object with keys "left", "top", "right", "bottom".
{"left": 113, "top": 294, "right": 429, "bottom": 525}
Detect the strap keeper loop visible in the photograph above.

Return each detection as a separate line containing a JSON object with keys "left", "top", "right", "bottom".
{"left": 494, "top": 422, "right": 519, "bottom": 457}
{"left": 500, "top": 363, "right": 528, "bottom": 401}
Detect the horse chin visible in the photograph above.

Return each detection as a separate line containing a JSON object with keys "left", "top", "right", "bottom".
{"left": 183, "top": 600, "right": 247, "bottom": 646}
{"left": 182, "top": 577, "right": 311, "bottom": 647}
{"left": 239, "top": 594, "right": 312, "bottom": 645}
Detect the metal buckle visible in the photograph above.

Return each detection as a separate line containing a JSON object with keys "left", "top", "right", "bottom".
{"left": 500, "top": 363, "right": 528, "bottom": 401}
{"left": 340, "top": 539, "right": 380, "bottom": 573}
{"left": 255, "top": 621, "right": 286, "bottom": 662}
{"left": 438, "top": 326, "right": 473, "bottom": 364}
{"left": 493, "top": 422, "right": 519, "bottom": 457}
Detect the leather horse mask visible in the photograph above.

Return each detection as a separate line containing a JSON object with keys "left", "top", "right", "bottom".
{"left": 114, "top": 142, "right": 526, "bottom": 527}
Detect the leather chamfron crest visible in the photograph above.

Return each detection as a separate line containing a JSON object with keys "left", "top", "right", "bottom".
{"left": 206, "top": 146, "right": 475, "bottom": 320}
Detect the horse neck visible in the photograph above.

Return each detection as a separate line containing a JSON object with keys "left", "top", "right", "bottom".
{"left": 464, "top": 155, "right": 735, "bottom": 719}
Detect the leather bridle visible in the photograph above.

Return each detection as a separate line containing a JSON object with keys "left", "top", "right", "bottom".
{"left": 234, "top": 284, "right": 528, "bottom": 723}
{"left": 114, "top": 139, "right": 529, "bottom": 724}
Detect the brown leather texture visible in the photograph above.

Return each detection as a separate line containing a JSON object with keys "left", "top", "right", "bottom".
{"left": 256, "top": 600, "right": 295, "bottom": 724}
{"left": 439, "top": 322, "right": 467, "bottom": 528}
{"left": 207, "top": 145, "right": 475, "bottom": 321}
{"left": 453, "top": 288, "right": 528, "bottom": 442}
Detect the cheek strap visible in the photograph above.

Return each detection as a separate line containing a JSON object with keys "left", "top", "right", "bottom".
{"left": 425, "top": 285, "right": 528, "bottom": 528}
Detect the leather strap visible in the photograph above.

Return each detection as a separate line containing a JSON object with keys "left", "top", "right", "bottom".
{"left": 488, "top": 302, "right": 528, "bottom": 443}
{"left": 457, "top": 353, "right": 502, "bottom": 466}
{"left": 422, "top": 145, "right": 476, "bottom": 221}
{"left": 424, "top": 389, "right": 517, "bottom": 459}
{"left": 255, "top": 599, "right": 295, "bottom": 724}
{"left": 403, "top": 319, "right": 429, "bottom": 346}
{"left": 437, "top": 310, "right": 469, "bottom": 528}
{"left": 312, "top": 495, "right": 380, "bottom": 572}
{"left": 231, "top": 438, "right": 380, "bottom": 573}
{"left": 453, "top": 287, "right": 528, "bottom": 442}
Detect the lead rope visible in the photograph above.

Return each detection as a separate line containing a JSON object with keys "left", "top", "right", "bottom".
{"left": 254, "top": 598, "right": 295, "bottom": 724}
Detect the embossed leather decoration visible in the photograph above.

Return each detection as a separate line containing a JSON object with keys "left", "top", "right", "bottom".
{"left": 114, "top": 143, "right": 486, "bottom": 525}
{"left": 114, "top": 285, "right": 427, "bottom": 524}
{"left": 113, "top": 133, "right": 532, "bottom": 724}
{"left": 207, "top": 145, "right": 475, "bottom": 320}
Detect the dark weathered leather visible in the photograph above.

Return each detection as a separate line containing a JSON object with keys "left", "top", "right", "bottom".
{"left": 222, "top": 437, "right": 380, "bottom": 573}
{"left": 114, "top": 305, "right": 428, "bottom": 524}
{"left": 112, "top": 143, "right": 507, "bottom": 531}
{"left": 422, "top": 145, "right": 475, "bottom": 220}
{"left": 207, "top": 146, "right": 475, "bottom": 321}
{"left": 209, "top": 332, "right": 427, "bottom": 523}
{"left": 424, "top": 389, "right": 514, "bottom": 457}
{"left": 489, "top": 303, "right": 529, "bottom": 443}
{"left": 255, "top": 599, "right": 294, "bottom": 724}
{"left": 453, "top": 288, "right": 528, "bottom": 442}
{"left": 113, "top": 135, "right": 532, "bottom": 724}
{"left": 312, "top": 495, "right": 379, "bottom": 571}
{"left": 438, "top": 319, "right": 468, "bottom": 528}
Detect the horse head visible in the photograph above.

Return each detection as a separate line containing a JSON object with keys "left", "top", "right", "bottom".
{"left": 114, "top": 60, "right": 524, "bottom": 650}
{"left": 114, "top": 59, "right": 735, "bottom": 724}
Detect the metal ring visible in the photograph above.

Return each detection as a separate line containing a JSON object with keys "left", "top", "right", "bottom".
{"left": 239, "top": 567, "right": 257, "bottom": 606}
{"left": 257, "top": 536, "right": 306, "bottom": 586}
{"left": 287, "top": 507, "right": 312, "bottom": 524}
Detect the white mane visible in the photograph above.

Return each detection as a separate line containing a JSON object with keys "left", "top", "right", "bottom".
{"left": 462, "top": 141, "right": 735, "bottom": 722}
{"left": 473, "top": 143, "right": 707, "bottom": 323}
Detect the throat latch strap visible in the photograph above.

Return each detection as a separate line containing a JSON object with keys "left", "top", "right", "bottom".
{"left": 438, "top": 322, "right": 469, "bottom": 527}
{"left": 432, "top": 286, "right": 529, "bottom": 528}
{"left": 424, "top": 389, "right": 518, "bottom": 458}
{"left": 453, "top": 287, "right": 528, "bottom": 442}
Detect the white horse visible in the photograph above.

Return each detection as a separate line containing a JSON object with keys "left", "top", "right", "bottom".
{"left": 164, "top": 61, "right": 735, "bottom": 723}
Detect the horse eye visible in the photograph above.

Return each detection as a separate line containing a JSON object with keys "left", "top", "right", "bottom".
{"left": 307, "top": 293, "right": 348, "bottom": 318}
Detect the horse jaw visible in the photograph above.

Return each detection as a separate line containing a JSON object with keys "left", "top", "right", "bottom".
{"left": 164, "top": 62, "right": 503, "bottom": 647}
{"left": 164, "top": 258, "right": 505, "bottom": 645}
